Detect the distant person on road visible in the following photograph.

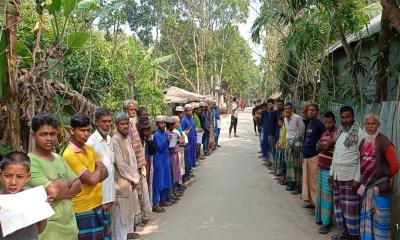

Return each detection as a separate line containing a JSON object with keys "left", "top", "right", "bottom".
{"left": 315, "top": 111, "right": 338, "bottom": 234}
{"left": 359, "top": 113, "right": 399, "bottom": 240}
{"left": 229, "top": 97, "right": 239, "bottom": 138}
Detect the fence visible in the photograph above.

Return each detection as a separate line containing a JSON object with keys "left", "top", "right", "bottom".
{"left": 293, "top": 100, "right": 400, "bottom": 237}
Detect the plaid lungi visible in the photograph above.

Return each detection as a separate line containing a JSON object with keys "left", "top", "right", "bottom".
{"left": 103, "top": 206, "right": 112, "bottom": 240}
{"left": 75, "top": 206, "right": 106, "bottom": 240}
{"left": 360, "top": 189, "right": 391, "bottom": 240}
{"left": 315, "top": 170, "right": 333, "bottom": 225}
{"left": 285, "top": 143, "right": 301, "bottom": 184}
{"left": 333, "top": 180, "right": 360, "bottom": 236}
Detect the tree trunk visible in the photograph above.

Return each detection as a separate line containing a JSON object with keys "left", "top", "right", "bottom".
{"left": 5, "top": 0, "right": 22, "bottom": 150}
{"left": 381, "top": 0, "right": 400, "bottom": 34}
{"left": 376, "top": 13, "right": 390, "bottom": 102}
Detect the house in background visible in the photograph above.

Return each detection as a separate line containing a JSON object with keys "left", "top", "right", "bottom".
{"left": 321, "top": 13, "right": 400, "bottom": 102}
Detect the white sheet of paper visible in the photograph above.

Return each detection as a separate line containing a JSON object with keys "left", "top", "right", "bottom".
{"left": 197, "top": 132, "right": 204, "bottom": 144}
{"left": 169, "top": 133, "right": 178, "bottom": 148}
{"left": 0, "top": 186, "right": 54, "bottom": 236}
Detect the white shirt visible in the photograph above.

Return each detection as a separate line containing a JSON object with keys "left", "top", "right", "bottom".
{"left": 232, "top": 102, "right": 238, "bottom": 118}
{"left": 330, "top": 127, "right": 365, "bottom": 181}
{"left": 284, "top": 113, "right": 305, "bottom": 146}
{"left": 87, "top": 130, "right": 116, "bottom": 204}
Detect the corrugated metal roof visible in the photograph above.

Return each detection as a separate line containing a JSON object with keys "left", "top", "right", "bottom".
{"left": 328, "top": 13, "right": 382, "bottom": 54}
{"left": 164, "top": 86, "right": 214, "bottom": 103}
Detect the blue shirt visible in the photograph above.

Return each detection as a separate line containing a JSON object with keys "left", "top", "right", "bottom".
{"left": 303, "top": 119, "right": 325, "bottom": 158}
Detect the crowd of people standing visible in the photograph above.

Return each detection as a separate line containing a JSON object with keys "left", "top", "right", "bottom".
{"left": 253, "top": 99, "right": 399, "bottom": 240}
{"left": 0, "top": 99, "right": 222, "bottom": 240}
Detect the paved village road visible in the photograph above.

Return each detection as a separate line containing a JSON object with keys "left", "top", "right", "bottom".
{"left": 138, "top": 111, "right": 332, "bottom": 240}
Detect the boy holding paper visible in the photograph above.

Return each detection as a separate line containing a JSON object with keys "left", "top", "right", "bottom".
{"left": 0, "top": 151, "right": 47, "bottom": 239}
{"left": 28, "top": 113, "right": 82, "bottom": 240}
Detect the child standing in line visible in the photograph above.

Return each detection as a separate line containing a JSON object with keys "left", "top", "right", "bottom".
{"left": 275, "top": 118, "right": 287, "bottom": 185}
{"left": 166, "top": 116, "right": 185, "bottom": 199}
{"left": 0, "top": 151, "right": 47, "bottom": 240}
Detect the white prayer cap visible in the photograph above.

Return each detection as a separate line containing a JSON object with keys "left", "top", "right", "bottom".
{"left": 155, "top": 115, "right": 166, "bottom": 122}
{"left": 199, "top": 102, "right": 206, "bottom": 107}
{"left": 166, "top": 117, "right": 176, "bottom": 123}
{"left": 175, "top": 106, "right": 184, "bottom": 112}
{"left": 193, "top": 102, "right": 200, "bottom": 109}
{"left": 184, "top": 104, "right": 192, "bottom": 109}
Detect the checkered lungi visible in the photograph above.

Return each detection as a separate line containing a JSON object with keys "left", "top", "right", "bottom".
{"left": 75, "top": 206, "right": 106, "bottom": 240}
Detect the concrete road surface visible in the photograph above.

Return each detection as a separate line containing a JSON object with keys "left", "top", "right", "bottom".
{"left": 138, "top": 112, "right": 333, "bottom": 240}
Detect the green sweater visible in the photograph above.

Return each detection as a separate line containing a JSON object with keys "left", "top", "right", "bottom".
{"left": 194, "top": 113, "right": 202, "bottom": 130}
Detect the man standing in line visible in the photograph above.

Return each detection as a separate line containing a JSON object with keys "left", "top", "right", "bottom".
{"left": 329, "top": 106, "right": 364, "bottom": 240}
{"left": 124, "top": 99, "right": 152, "bottom": 227}
{"left": 111, "top": 113, "right": 141, "bottom": 240}
{"left": 181, "top": 104, "right": 197, "bottom": 183}
{"left": 229, "top": 97, "right": 239, "bottom": 138}
{"left": 87, "top": 107, "right": 115, "bottom": 240}
{"left": 252, "top": 100, "right": 261, "bottom": 136}
{"left": 211, "top": 102, "right": 221, "bottom": 148}
{"left": 302, "top": 103, "right": 325, "bottom": 209}
{"left": 28, "top": 113, "right": 81, "bottom": 240}
{"left": 284, "top": 102, "right": 305, "bottom": 194}
{"left": 63, "top": 113, "right": 109, "bottom": 240}
{"left": 358, "top": 113, "right": 399, "bottom": 240}
{"left": 193, "top": 103, "right": 205, "bottom": 162}
{"left": 315, "top": 111, "right": 338, "bottom": 234}
{"left": 202, "top": 102, "right": 212, "bottom": 156}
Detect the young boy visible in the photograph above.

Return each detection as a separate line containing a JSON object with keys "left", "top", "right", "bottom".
{"left": 152, "top": 115, "right": 173, "bottom": 212}
{"left": 0, "top": 151, "right": 47, "bottom": 239}
{"left": 62, "top": 113, "right": 109, "bottom": 240}
{"left": 166, "top": 116, "right": 185, "bottom": 199}
{"left": 28, "top": 112, "right": 81, "bottom": 240}
{"left": 275, "top": 117, "right": 286, "bottom": 185}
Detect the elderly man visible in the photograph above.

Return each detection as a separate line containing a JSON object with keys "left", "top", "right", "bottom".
{"left": 284, "top": 102, "right": 305, "bottom": 194}
{"left": 111, "top": 113, "right": 141, "bottom": 240}
{"left": 87, "top": 108, "right": 115, "bottom": 240}
{"left": 329, "top": 106, "right": 364, "bottom": 240}
{"left": 123, "top": 100, "right": 152, "bottom": 227}
{"left": 358, "top": 113, "right": 399, "bottom": 240}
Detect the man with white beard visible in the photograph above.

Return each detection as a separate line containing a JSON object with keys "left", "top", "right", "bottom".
{"left": 124, "top": 99, "right": 152, "bottom": 228}
{"left": 87, "top": 107, "right": 115, "bottom": 240}
{"left": 358, "top": 113, "right": 399, "bottom": 240}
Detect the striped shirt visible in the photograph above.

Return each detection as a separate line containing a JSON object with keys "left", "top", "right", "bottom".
{"left": 317, "top": 128, "right": 337, "bottom": 170}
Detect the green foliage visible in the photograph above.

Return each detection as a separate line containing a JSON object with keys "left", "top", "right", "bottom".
{"left": 0, "top": 30, "right": 7, "bottom": 99}
{"left": 252, "top": 0, "right": 370, "bottom": 100}
{"left": 129, "top": 38, "right": 167, "bottom": 116}
{"left": 0, "top": 144, "right": 13, "bottom": 157}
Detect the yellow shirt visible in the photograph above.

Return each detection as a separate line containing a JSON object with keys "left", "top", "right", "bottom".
{"left": 62, "top": 142, "right": 103, "bottom": 213}
{"left": 279, "top": 125, "right": 287, "bottom": 149}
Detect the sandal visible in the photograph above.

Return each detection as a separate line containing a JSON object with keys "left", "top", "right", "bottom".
{"left": 331, "top": 232, "right": 345, "bottom": 240}
{"left": 152, "top": 205, "right": 165, "bottom": 213}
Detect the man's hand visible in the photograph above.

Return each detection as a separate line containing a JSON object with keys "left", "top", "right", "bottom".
{"left": 328, "top": 175, "right": 333, "bottom": 187}
{"left": 95, "top": 160, "right": 106, "bottom": 170}
{"left": 352, "top": 180, "right": 360, "bottom": 191}
{"left": 103, "top": 202, "right": 113, "bottom": 210}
